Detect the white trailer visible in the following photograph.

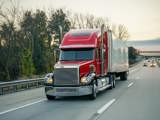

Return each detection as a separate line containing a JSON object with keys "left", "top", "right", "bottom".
{"left": 108, "top": 30, "right": 129, "bottom": 80}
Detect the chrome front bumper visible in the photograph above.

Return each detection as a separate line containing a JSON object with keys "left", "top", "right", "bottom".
{"left": 45, "top": 86, "right": 92, "bottom": 97}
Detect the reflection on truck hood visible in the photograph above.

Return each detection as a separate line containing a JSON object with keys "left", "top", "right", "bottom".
{"left": 59, "top": 60, "right": 93, "bottom": 66}
{"left": 55, "top": 60, "right": 93, "bottom": 67}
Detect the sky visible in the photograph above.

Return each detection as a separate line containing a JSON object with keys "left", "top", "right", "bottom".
{"left": 3, "top": 0, "right": 160, "bottom": 41}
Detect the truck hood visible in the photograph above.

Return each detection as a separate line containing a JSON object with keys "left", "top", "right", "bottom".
{"left": 55, "top": 60, "right": 95, "bottom": 77}
{"left": 58, "top": 60, "right": 93, "bottom": 66}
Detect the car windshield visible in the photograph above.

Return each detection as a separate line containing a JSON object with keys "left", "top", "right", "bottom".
{"left": 60, "top": 48, "right": 94, "bottom": 61}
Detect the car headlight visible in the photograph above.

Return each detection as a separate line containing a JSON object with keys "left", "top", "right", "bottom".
{"left": 80, "top": 73, "right": 95, "bottom": 84}
{"left": 80, "top": 76, "right": 88, "bottom": 84}
{"left": 46, "top": 78, "right": 53, "bottom": 84}
{"left": 45, "top": 73, "right": 54, "bottom": 84}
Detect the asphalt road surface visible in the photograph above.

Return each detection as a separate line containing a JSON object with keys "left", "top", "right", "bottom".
{"left": 0, "top": 62, "right": 160, "bottom": 120}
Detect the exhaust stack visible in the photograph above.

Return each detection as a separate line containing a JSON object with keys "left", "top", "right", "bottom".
{"left": 101, "top": 24, "right": 105, "bottom": 76}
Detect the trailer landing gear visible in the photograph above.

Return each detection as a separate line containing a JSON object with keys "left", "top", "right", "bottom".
{"left": 120, "top": 72, "right": 127, "bottom": 81}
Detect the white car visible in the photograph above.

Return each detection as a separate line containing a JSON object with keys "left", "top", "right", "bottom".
{"left": 143, "top": 61, "right": 147, "bottom": 67}
{"left": 150, "top": 61, "right": 156, "bottom": 67}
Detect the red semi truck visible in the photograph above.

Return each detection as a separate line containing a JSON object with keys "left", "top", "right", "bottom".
{"left": 45, "top": 25, "right": 129, "bottom": 100}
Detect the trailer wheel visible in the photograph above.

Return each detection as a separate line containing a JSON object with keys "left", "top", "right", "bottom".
{"left": 120, "top": 72, "right": 127, "bottom": 81}
{"left": 46, "top": 95, "right": 55, "bottom": 100}
{"left": 89, "top": 82, "right": 97, "bottom": 100}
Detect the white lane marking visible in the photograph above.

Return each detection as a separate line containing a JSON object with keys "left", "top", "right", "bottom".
{"left": 0, "top": 98, "right": 46, "bottom": 115}
{"left": 130, "top": 68, "right": 139, "bottom": 73}
{"left": 128, "top": 82, "right": 134, "bottom": 88}
{"left": 97, "top": 99, "right": 116, "bottom": 114}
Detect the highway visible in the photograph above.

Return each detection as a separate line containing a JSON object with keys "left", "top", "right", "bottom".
{"left": 0, "top": 62, "right": 160, "bottom": 120}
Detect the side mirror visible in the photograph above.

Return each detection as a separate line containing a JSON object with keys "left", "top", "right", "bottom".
{"left": 90, "top": 64, "right": 95, "bottom": 73}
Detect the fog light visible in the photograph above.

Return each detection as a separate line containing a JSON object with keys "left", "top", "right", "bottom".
{"left": 46, "top": 78, "right": 53, "bottom": 84}
{"left": 80, "top": 76, "right": 87, "bottom": 83}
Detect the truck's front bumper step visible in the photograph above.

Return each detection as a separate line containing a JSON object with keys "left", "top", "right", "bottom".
{"left": 45, "top": 86, "right": 92, "bottom": 97}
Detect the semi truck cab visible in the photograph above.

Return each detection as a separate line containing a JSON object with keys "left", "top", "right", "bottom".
{"left": 45, "top": 27, "right": 128, "bottom": 100}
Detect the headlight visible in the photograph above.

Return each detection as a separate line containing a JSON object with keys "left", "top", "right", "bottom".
{"left": 45, "top": 73, "right": 54, "bottom": 84}
{"left": 80, "top": 73, "right": 95, "bottom": 84}
{"left": 46, "top": 78, "right": 53, "bottom": 84}
{"left": 80, "top": 76, "right": 88, "bottom": 84}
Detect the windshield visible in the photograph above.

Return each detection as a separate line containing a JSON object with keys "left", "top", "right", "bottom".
{"left": 60, "top": 48, "right": 94, "bottom": 61}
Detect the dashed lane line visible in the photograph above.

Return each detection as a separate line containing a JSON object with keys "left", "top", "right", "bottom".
{"left": 97, "top": 99, "right": 116, "bottom": 114}
{"left": 129, "top": 68, "right": 139, "bottom": 73}
{"left": 128, "top": 82, "right": 134, "bottom": 88}
{"left": 88, "top": 99, "right": 116, "bottom": 120}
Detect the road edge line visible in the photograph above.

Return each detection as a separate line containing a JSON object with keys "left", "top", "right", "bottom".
{"left": 0, "top": 98, "right": 46, "bottom": 115}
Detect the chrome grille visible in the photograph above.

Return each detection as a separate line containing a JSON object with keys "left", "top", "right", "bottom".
{"left": 54, "top": 67, "right": 79, "bottom": 85}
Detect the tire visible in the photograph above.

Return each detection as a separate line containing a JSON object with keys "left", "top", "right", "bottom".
{"left": 46, "top": 95, "right": 55, "bottom": 100}
{"left": 89, "top": 81, "right": 97, "bottom": 100}
{"left": 120, "top": 72, "right": 127, "bottom": 81}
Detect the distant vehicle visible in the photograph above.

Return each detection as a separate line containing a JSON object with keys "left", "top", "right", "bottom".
{"left": 143, "top": 61, "right": 147, "bottom": 67}
{"left": 44, "top": 25, "right": 129, "bottom": 100}
{"left": 150, "top": 61, "right": 156, "bottom": 67}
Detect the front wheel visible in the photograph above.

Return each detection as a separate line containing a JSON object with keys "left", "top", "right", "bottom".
{"left": 46, "top": 95, "right": 56, "bottom": 100}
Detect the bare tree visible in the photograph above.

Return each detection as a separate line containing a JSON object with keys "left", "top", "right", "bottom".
{"left": 74, "top": 13, "right": 85, "bottom": 29}
{"left": 67, "top": 11, "right": 76, "bottom": 29}
{"left": 79, "top": 13, "right": 86, "bottom": 28}
{"left": 0, "top": 0, "right": 20, "bottom": 25}
{"left": 118, "top": 24, "right": 130, "bottom": 40}
{"left": 69, "top": 13, "right": 86, "bottom": 29}
{"left": 112, "top": 24, "right": 130, "bottom": 40}
{"left": 94, "top": 17, "right": 104, "bottom": 28}
{"left": 68, "top": 10, "right": 129, "bottom": 40}
{"left": 69, "top": 13, "right": 110, "bottom": 29}
{"left": 85, "top": 14, "right": 95, "bottom": 28}
{"left": 0, "top": 0, "right": 20, "bottom": 80}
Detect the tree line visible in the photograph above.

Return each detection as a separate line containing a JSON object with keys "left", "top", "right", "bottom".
{"left": 0, "top": 0, "right": 129, "bottom": 81}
